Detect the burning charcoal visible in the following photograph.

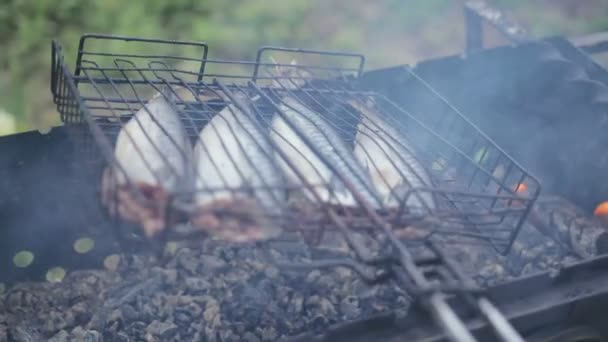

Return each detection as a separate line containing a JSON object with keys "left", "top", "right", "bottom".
{"left": 528, "top": 195, "right": 608, "bottom": 258}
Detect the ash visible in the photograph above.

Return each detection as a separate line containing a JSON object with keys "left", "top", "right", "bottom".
{"left": 0, "top": 239, "right": 410, "bottom": 342}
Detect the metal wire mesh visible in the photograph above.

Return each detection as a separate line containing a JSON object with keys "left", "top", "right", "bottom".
{"left": 51, "top": 34, "right": 540, "bottom": 253}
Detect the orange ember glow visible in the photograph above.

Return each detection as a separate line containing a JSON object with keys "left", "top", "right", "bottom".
{"left": 594, "top": 201, "right": 608, "bottom": 217}
{"left": 515, "top": 183, "right": 528, "bottom": 194}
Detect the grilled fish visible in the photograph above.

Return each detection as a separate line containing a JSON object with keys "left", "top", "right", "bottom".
{"left": 351, "top": 97, "right": 436, "bottom": 211}
{"left": 269, "top": 59, "right": 381, "bottom": 209}
{"left": 190, "top": 91, "right": 284, "bottom": 243}
{"left": 101, "top": 85, "right": 194, "bottom": 237}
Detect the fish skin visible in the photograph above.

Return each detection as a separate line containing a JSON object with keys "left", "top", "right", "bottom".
{"left": 101, "top": 85, "right": 194, "bottom": 237}
{"left": 267, "top": 58, "right": 381, "bottom": 209}
{"left": 111, "top": 85, "right": 194, "bottom": 191}
{"left": 270, "top": 95, "right": 382, "bottom": 209}
{"left": 191, "top": 91, "right": 285, "bottom": 242}
{"left": 351, "top": 98, "right": 436, "bottom": 211}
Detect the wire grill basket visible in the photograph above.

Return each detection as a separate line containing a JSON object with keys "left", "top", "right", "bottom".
{"left": 51, "top": 34, "right": 540, "bottom": 254}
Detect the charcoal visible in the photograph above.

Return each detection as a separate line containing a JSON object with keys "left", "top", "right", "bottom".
{"left": 173, "top": 309, "right": 192, "bottom": 327}
{"left": 71, "top": 327, "right": 102, "bottom": 342}
{"left": 8, "top": 323, "right": 45, "bottom": 342}
{"left": 146, "top": 320, "right": 178, "bottom": 339}
{"left": 108, "top": 331, "right": 130, "bottom": 342}
{"left": 504, "top": 220, "right": 580, "bottom": 277}
{"left": 42, "top": 310, "right": 75, "bottom": 335}
{"left": 528, "top": 195, "right": 608, "bottom": 258}
{"left": 120, "top": 304, "right": 140, "bottom": 322}
{"left": 243, "top": 331, "right": 261, "bottom": 342}
{"left": 305, "top": 295, "right": 337, "bottom": 318}
{"left": 48, "top": 330, "right": 70, "bottom": 342}
{"left": 104, "top": 254, "right": 121, "bottom": 272}
{"left": 184, "top": 276, "right": 212, "bottom": 293}
{"left": 0, "top": 325, "right": 6, "bottom": 342}
{"left": 340, "top": 296, "right": 361, "bottom": 319}
{"left": 258, "top": 325, "right": 279, "bottom": 341}
{"left": 200, "top": 254, "right": 229, "bottom": 271}
{"left": 0, "top": 228, "right": 577, "bottom": 340}
{"left": 176, "top": 248, "right": 200, "bottom": 274}
{"left": 288, "top": 292, "right": 305, "bottom": 315}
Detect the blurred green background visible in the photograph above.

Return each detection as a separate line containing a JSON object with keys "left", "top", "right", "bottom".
{"left": 0, "top": 0, "right": 607, "bottom": 136}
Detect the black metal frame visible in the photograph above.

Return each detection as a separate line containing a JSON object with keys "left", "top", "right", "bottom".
{"left": 252, "top": 46, "right": 366, "bottom": 82}
{"left": 465, "top": 0, "right": 608, "bottom": 57}
{"left": 464, "top": 0, "right": 531, "bottom": 54}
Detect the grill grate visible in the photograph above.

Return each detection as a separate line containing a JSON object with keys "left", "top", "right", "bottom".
{"left": 49, "top": 33, "right": 542, "bottom": 341}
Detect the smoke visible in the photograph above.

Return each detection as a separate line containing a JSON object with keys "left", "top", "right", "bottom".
{"left": 397, "top": 39, "right": 608, "bottom": 213}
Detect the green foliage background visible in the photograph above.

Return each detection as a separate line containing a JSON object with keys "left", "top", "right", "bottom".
{"left": 0, "top": 0, "right": 607, "bottom": 135}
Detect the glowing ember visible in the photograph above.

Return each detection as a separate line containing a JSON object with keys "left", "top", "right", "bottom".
{"left": 594, "top": 201, "right": 608, "bottom": 217}
{"left": 515, "top": 182, "right": 528, "bottom": 194}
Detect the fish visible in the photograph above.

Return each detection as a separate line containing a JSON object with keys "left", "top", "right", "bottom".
{"left": 268, "top": 59, "right": 382, "bottom": 209}
{"left": 190, "top": 90, "right": 285, "bottom": 243}
{"left": 101, "top": 85, "right": 194, "bottom": 237}
{"left": 351, "top": 97, "right": 436, "bottom": 211}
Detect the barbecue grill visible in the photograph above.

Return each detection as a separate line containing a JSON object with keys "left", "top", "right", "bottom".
{"left": 51, "top": 33, "right": 539, "bottom": 251}
{"left": 2, "top": 1, "right": 608, "bottom": 341}
{"left": 45, "top": 32, "right": 543, "bottom": 340}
